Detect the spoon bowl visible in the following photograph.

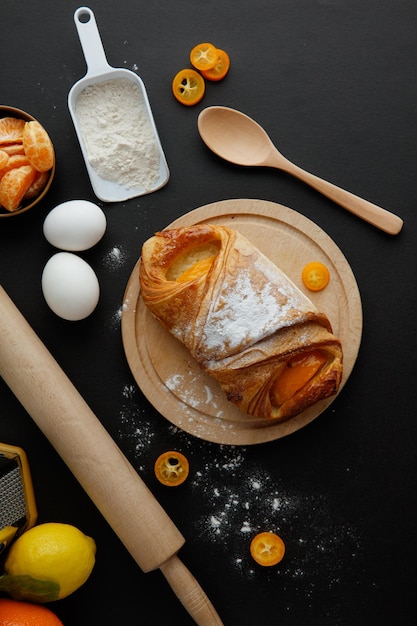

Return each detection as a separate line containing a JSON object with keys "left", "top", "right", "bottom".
{"left": 198, "top": 106, "right": 403, "bottom": 235}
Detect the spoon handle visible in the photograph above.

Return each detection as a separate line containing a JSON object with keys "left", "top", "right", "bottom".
{"left": 275, "top": 157, "right": 403, "bottom": 235}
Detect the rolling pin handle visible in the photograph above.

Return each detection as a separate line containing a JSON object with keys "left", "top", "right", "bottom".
{"left": 160, "top": 555, "right": 223, "bottom": 626}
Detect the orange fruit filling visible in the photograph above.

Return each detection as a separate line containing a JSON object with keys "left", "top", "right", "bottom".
{"left": 270, "top": 350, "right": 327, "bottom": 406}
{"left": 176, "top": 256, "right": 216, "bottom": 282}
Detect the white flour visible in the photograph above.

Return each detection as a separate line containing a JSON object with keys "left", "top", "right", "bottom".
{"left": 115, "top": 383, "right": 362, "bottom": 610}
{"left": 75, "top": 78, "right": 160, "bottom": 191}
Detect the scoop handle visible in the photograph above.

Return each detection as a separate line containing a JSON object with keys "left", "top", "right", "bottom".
{"left": 0, "top": 285, "right": 223, "bottom": 625}
{"left": 74, "top": 6, "right": 112, "bottom": 76}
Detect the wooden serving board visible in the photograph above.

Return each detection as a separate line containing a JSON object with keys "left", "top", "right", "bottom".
{"left": 121, "top": 199, "right": 362, "bottom": 445}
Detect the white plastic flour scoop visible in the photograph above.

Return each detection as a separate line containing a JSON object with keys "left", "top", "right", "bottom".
{"left": 68, "top": 6, "right": 169, "bottom": 202}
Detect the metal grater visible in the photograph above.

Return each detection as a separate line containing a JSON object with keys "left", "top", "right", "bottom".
{"left": 0, "top": 443, "right": 37, "bottom": 555}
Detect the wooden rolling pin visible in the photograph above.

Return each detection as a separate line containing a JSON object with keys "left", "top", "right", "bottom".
{"left": 0, "top": 285, "right": 223, "bottom": 626}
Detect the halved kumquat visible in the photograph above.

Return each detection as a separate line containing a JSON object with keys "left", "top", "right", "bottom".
{"left": 201, "top": 49, "right": 230, "bottom": 81}
{"left": 190, "top": 42, "right": 218, "bottom": 70}
{"left": 0, "top": 164, "right": 36, "bottom": 211}
{"left": 250, "top": 531, "right": 286, "bottom": 567}
{"left": 172, "top": 69, "right": 205, "bottom": 106}
{"left": 22, "top": 120, "right": 54, "bottom": 172}
{"left": 301, "top": 261, "right": 330, "bottom": 292}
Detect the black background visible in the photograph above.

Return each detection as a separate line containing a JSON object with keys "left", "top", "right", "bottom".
{"left": 1, "top": 1, "right": 416, "bottom": 624}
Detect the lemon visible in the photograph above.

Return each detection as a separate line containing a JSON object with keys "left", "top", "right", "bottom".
{"left": 2, "top": 522, "right": 96, "bottom": 602}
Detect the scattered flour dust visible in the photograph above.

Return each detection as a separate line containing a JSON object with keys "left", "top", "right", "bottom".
{"left": 191, "top": 454, "right": 362, "bottom": 592}
{"left": 117, "top": 383, "right": 156, "bottom": 471}
{"left": 75, "top": 78, "right": 160, "bottom": 191}
{"left": 115, "top": 382, "right": 362, "bottom": 600}
{"left": 102, "top": 245, "right": 127, "bottom": 271}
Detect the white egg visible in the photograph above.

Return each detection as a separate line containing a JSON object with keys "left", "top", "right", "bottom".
{"left": 42, "top": 252, "right": 100, "bottom": 321}
{"left": 43, "top": 200, "right": 106, "bottom": 251}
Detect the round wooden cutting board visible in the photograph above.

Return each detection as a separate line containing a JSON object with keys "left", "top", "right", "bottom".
{"left": 121, "top": 199, "right": 362, "bottom": 445}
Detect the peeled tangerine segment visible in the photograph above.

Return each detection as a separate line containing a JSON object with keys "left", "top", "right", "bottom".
{"left": 0, "top": 165, "right": 36, "bottom": 211}
{"left": 1, "top": 143, "right": 25, "bottom": 156}
{"left": 271, "top": 350, "right": 327, "bottom": 406}
{"left": 0, "top": 154, "right": 30, "bottom": 179}
{"left": 0, "top": 117, "right": 25, "bottom": 143}
{"left": 22, "top": 120, "right": 54, "bottom": 172}
{"left": 0, "top": 151, "right": 8, "bottom": 169}
{"left": 24, "top": 170, "right": 49, "bottom": 200}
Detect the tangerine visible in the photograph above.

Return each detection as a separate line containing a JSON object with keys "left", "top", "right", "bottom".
{"left": 22, "top": 121, "right": 54, "bottom": 172}
{"left": 0, "top": 165, "right": 36, "bottom": 211}
{"left": 0, "top": 155, "right": 30, "bottom": 180}
{"left": 0, "top": 598, "right": 63, "bottom": 626}
{"left": 0, "top": 151, "right": 9, "bottom": 169}
{"left": 24, "top": 171, "right": 49, "bottom": 200}
{"left": 1, "top": 143, "right": 25, "bottom": 156}
{"left": 0, "top": 117, "right": 25, "bottom": 144}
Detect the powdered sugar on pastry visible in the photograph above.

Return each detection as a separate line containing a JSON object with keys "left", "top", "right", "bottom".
{"left": 201, "top": 267, "right": 312, "bottom": 355}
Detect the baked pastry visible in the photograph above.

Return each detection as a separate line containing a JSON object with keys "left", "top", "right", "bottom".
{"left": 139, "top": 224, "right": 343, "bottom": 422}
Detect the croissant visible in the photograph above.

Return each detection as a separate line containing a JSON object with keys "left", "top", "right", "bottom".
{"left": 139, "top": 224, "right": 343, "bottom": 422}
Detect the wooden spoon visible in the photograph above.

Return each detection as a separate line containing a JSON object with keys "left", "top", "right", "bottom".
{"left": 198, "top": 106, "right": 403, "bottom": 235}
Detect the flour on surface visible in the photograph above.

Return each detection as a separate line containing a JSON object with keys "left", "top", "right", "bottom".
{"left": 102, "top": 245, "right": 127, "bottom": 271}
{"left": 114, "top": 382, "right": 362, "bottom": 609}
{"left": 75, "top": 78, "right": 160, "bottom": 191}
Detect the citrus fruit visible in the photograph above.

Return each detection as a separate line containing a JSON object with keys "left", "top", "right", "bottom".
{"left": 0, "top": 166, "right": 36, "bottom": 212}
{"left": 154, "top": 451, "right": 189, "bottom": 486}
{"left": 22, "top": 121, "right": 54, "bottom": 173}
{"left": 1, "top": 523, "right": 96, "bottom": 602}
{"left": 0, "top": 151, "right": 9, "bottom": 169}
{"left": 250, "top": 531, "right": 285, "bottom": 566}
{"left": 0, "top": 598, "right": 63, "bottom": 626}
{"left": 0, "top": 117, "right": 25, "bottom": 143}
{"left": 301, "top": 261, "right": 330, "bottom": 291}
